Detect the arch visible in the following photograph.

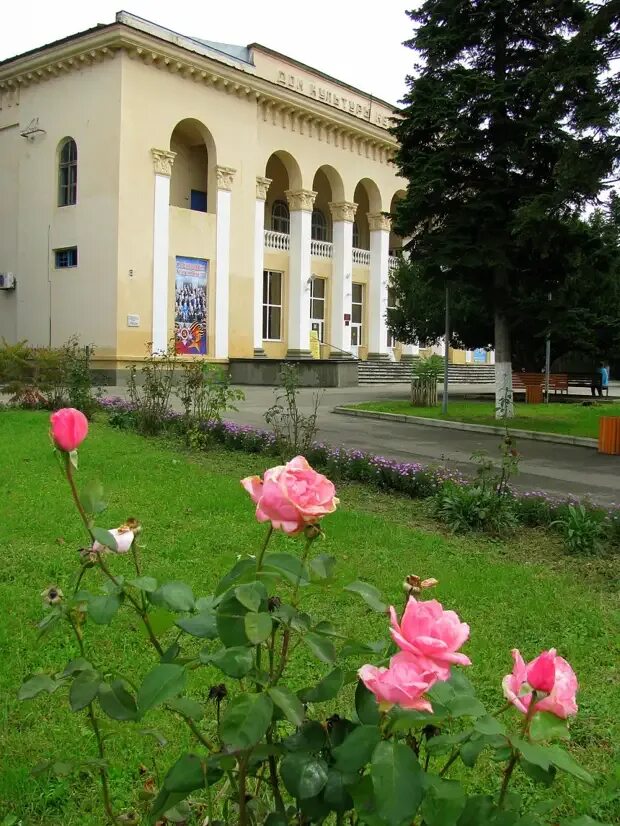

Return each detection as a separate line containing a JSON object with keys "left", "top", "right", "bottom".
{"left": 264, "top": 149, "right": 303, "bottom": 192}
{"left": 58, "top": 137, "right": 77, "bottom": 206}
{"left": 354, "top": 177, "right": 382, "bottom": 214}
{"left": 169, "top": 118, "right": 217, "bottom": 213}
{"left": 265, "top": 151, "right": 303, "bottom": 233}
{"left": 311, "top": 166, "right": 342, "bottom": 243}
{"left": 312, "top": 164, "right": 345, "bottom": 203}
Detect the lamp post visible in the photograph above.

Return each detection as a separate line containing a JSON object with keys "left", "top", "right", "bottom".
{"left": 544, "top": 291, "right": 551, "bottom": 404}
{"left": 442, "top": 281, "right": 450, "bottom": 414}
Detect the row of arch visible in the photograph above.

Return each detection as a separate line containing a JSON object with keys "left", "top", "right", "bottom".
{"left": 169, "top": 119, "right": 405, "bottom": 251}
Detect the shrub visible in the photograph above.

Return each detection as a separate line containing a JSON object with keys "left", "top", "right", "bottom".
{"left": 552, "top": 503, "right": 606, "bottom": 555}
{"left": 411, "top": 354, "right": 443, "bottom": 407}
{"left": 435, "top": 481, "right": 520, "bottom": 535}
{"left": 127, "top": 345, "right": 178, "bottom": 435}
{"left": 265, "top": 364, "right": 321, "bottom": 460}
{"left": 175, "top": 362, "right": 244, "bottom": 448}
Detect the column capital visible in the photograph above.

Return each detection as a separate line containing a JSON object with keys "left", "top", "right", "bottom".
{"left": 367, "top": 211, "right": 392, "bottom": 232}
{"left": 151, "top": 148, "right": 176, "bottom": 176}
{"left": 216, "top": 165, "right": 237, "bottom": 191}
{"left": 285, "top": 189, "right": 317, "bottom": 212}
{"left": 256, "top": 176, "right": 272, "bottom": 200}
{"left": 329, "top": 201, "right": 357, "bottom": 222}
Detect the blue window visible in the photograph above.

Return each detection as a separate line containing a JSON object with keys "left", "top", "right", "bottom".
{"left": 55, "top": 247, "right": 78, "bottom": 268}
{"left": 190, "top": 189, "right": 207, "bottom": 212}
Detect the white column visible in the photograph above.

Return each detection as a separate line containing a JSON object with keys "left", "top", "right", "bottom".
{"left": 329, "top": 201, "right": 357, "bottom": 358}
{"left": 215, "top": 166, "right": 236, "bottom": 359}
{"left": 368, "top": 212, "right": 391, "bottom": 360}
{"left": 253, "top": 177, "right": 272, "bottom": 357}
{"left": 285, "top": 189, "right": 316, "bottom": 358}
{"left": 150, "top": 148, "right": 176, "bottom": 354}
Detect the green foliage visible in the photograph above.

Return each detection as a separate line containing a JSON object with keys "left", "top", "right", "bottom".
{"left": 127, "top": 344, "right": 178, "bottom": 435}
{"left": 552, "top": 504, "right": 605, "bottom": 555}
{"left": 176, "top": 361, "right": 244, "bottom": 449}
{"left": 265, "top": 364, "right": 322, "bottom": 460}
{"left": 435, "top": 482, "right": 519, "bottom": 536}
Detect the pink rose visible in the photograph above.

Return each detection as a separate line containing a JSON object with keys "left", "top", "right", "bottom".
{"left": 502, "top": 649, "right": 578, "bottom": 719}
{"left": 50, "top": 408, "right": 89, "bottom": 452}
{"left": 390, "top": 597, "right": 471, "bottom": 680}
{"left": 359, "top": 652, "right": 438, "bottom": 712}
{"left": 241, "top": 456, "right": 338, "bottom": 535}
{"left": 92, "top": 527, "right": 134, "bottom": 554}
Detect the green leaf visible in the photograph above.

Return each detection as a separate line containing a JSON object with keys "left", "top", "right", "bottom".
{"left": 60, "top": 658, "right": 93, "bottom": 678}
{"left": 303, "top": 632, "right": 336, "bottom": 664}
{"left": 512, "top": 738, "right": 552, "bottom": 770}
{"left": 309, "top": 554, "right": 336, "bottom": 581}
{"left": 546, "top": 745, "right": 595, "bottom": 785}
{"left": 263, "top": 552, "right": 309, "bottom": 586}
{"left": 299, "top": 667, "right": 344, "bottom": 703}
{"left": 98, "top": 680, "right": 138, "bottom": 721}
{"left": 147, "top": 608, "right": 176, "bottom": 636}
{"left": 312, "top": 620, "right": 345, "bottom": 638}
{"left": 215, "top": 557, "right": 256, "bottom": 596}
{"left": 234, "top": 581, "right": 267, "bottom": 612}
{"left": 349, "top": 775, "right": 385, "bottom": 826}
{"left": 474, "top": 715, "right": 506, "bottom": 736}
{"left": 176, "top": 610, "right": 218, "bottom": 639}
{"left": 355, "top": 680, "right": 380, "bottom": 725}
{"left": 529, "top": 711, "right": 570, "bottom": 742}
{"left": 345, "top": 580, "right": 387, "bottom": 613}
{"left": 137, "top": 664, "right": 186, "bottom": 716}
{"left": 323, "top": 768, "right": 355, "bottom": 812}
{"left": 371, "top": 740, "right": 424, "bottom": 826}
{"left": 333, "top": 725, "right": 381, "bottom": 773}
{"left": 69, "top": 670, "right": 101, "bottom": 711}
{"left": 80, "top": 479, "right": 107, "bottom": 514}
{"left": 163, "top": 752, "right": 207, "bottom": 792}
{"left": 92, "top": 526, "right": 118, "bottom": 551}
{"left": 283, "top": 720, "right": 327, "bottom": 752}
{"left": 129, "top": 576, "right": 158, "bottom": 593}
{"left": 426, "top": 731, "right": 471, "bottom": 755}
{"left": 264, "top": 815, "right": 289, "bottom": 826}
{"left": 86, "top": 592, "right": 123, "bottom": 625}
{"left": 268, "top": 686, "right": 305, "bottom": 726}
{"left": 459, "top": 735, "right": 486, "bottom": 768}
{"left": 216, "top": 593, "right": 250, "bottom": 647}
{"left": 220, "top": 693, "right": 273, "bottom": 750}
{"left": 167, "top": 696, "right": 204, "bottom": 721}
{"left": 203, "top": 646, "right": 253, "bottom": 678}
{"left": 449, "top": 695, "right": 486, "bottom": 718}
{"left": 520, "top": 757, "right": 557, "bottom": 786}
{"left": 421, "top": 776, "right": 466, "bottom": 826}
{"left": 280, "top": 753, "right": 329, "bottom": 800}
{"left": 561, "top": 818, "right": 613, "bottom": 826}
{"left": 18, "top": 674, "right": 59, "bottom": 700}
{"left": 151, "top": 581, "right": 195, "bottom": 612}
{"left": 244, "top": 612, "right": 273, "bottom": 644}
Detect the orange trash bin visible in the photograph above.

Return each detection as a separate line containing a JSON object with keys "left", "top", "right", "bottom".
{"left": 598, "top": 416, "right": 620, "bottom": 455}
{"left": 526, "top": 385, "right": 543, "bottom": 404}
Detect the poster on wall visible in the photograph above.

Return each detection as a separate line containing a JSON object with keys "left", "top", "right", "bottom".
{"left": 174, "top": 256, "right": 208, "bottom": 355}
{"left": 473, "top": 348, "right": 487, "bottom": 364}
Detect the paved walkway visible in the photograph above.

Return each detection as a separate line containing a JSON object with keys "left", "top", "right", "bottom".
{"left": 105, "top": 383, "right": 620, "bottom": 507}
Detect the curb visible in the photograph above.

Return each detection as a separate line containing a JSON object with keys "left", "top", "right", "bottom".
{"left": 332, "top": 407, "right": 599, "bottom": 449}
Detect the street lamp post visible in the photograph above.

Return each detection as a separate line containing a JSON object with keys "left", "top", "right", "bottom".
{"left": 442, "top": 282, "right": 450, "bottom": 414}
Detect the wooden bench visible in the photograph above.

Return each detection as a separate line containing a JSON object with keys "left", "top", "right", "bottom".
{"left": 566, "top": 372, "right": 609, "bottom": 397}
{"left": 512, "top": 373, "right": 545, "bottom": 403}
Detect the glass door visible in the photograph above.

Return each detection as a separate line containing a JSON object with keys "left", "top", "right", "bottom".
{"left": 351, "top": 283, "right": 363, "bottom": 358}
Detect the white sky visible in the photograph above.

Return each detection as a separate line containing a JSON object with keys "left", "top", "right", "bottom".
{"left": 0, "top": 0, "right": 414, "bottom": 104}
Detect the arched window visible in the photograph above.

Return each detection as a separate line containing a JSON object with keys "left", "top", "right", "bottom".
{"left": 58, "top": 138, "right": 77, "bottom": 206}
{"left": 271, "top": 200, "right": 290, "bottom": 234}
{"left": 311, "top": 208, "right": 327, "bottom": 241}
{"left": 352, "top": 221, "right": 360, "bottom": 249}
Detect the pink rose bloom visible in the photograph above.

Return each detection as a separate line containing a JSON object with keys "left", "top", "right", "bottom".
{"left": 390, "top": 597, "right": 471, "bottom": 680}
{"left": 92, "top": 527, "right": 134, "bottom": 554}
{"left": 241, "top": 456, "right": 338, "bottom": 535}
{"left": 502, "top": 649, "right": 578, "bottom": 719}
{"left": 359, "top": 652, "right": 438, "bottom": 712}
{"left": 50, "top": 408, "right": 89, "bottom": 452}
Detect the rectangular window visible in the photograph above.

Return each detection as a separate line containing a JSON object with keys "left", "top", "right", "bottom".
{"left": 54, "top": 247, "right": 78, "bottom": 268}
{"left": 262, "top": 270, "right": 282, "bottom": 341}
{"left": 310, "top": 277, "right": 325, "bottom": 321}
{"left": 386, "top": 287, "right": 396, "bottom": 347}
{"left": 190, "top": 189, "right": 207, "bottom": 212}
{"left": 352, "top": 283, "right": 363, "bottom": 324}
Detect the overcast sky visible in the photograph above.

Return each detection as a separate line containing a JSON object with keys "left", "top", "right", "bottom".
{"left": 1, "top": 0, "right": 414, "bottom": 104}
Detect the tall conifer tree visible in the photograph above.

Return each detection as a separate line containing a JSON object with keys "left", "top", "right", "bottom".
{"left": 392, "top": 0, "right": 618, "bottom": 415}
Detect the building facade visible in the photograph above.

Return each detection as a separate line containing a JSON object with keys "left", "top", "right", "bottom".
{"left": 0, "top": 11, "right": 429, "bottom": 380}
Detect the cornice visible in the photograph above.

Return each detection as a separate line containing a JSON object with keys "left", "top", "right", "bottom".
{"left": 0, "top": 23, "right": 398, "bottom": 155}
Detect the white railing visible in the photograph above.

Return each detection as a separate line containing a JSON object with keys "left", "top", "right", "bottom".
{"left": 388, "top": 255, "right": 400, "bottom": 271}
{"left": 264, "top": 230, "right": 290, "bottom": 251}
{"left": 311, "top": 239, "right": 333, "bottom": 258}
{"left": 352, "top": 247, "right": 371, "bottom": 266}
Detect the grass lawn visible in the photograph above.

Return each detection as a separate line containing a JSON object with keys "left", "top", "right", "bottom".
{"left": 346, "top": 399, "right": 620, "bottom": 438}
{"left": 0, "top": 410, "right": 618, "bottom": 824}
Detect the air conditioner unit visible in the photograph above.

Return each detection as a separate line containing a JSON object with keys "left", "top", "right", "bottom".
{"left": 0, "top": 272, "right": 16, "bottom": 289}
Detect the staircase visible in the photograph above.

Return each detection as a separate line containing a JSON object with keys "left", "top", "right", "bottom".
{"left": 357, "top": 360, "right": 495, "bottom": 385}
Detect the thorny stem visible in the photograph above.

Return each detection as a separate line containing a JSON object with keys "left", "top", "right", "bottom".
{"left": 256, "top": 525, "right": 274, "bottom": 572}
{"left": 238, "top": 755, "right": 249, "bottom": 826}
{"left": 267, "top": 729, "right": 286, "bottom": 814}
{"left": 87, "top": 703, "right": 116, "bottom": 825}
{"left": 499, "top": 693, "right": 539, "bottom": 807}
{"left": 438, "top": 703, "right": 512, "bottom": 778}
{"left": 63, "top": 453, "right": 95, "bottom": 542}
{"left": 67, "top": 612, "right": 85, "bottom": 657}
{"left": 175, "top": 711, "right": 216, "bottom": 752}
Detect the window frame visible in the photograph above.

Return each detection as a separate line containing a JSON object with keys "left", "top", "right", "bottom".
{"left": 351, "top": 282, "right": 364, "bottom": 345}
{"left": 54, "top": 246, "right": 78, "bottom": 269}
{"left": 352, "top": 221, "right": 360, "bottom": 249}
{"left": 262, "top": 269, "right": 283, "bottom": 341}
{"left": 58, "top": 138, "right": 77, "bottom": 207}
{"left": 386, "top": 287, "right": 397, "bottom": 347}
{"left": 310, "top": 277, "right": 326, "bottom": 342}
{"left": 271, "top": 200, "right": 290, "bottom": 234}
{"left": 311, "top": 208, "right": 328, "bottom": 242}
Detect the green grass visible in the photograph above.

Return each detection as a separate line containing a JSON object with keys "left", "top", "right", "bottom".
{"left": 347, "top": 399, "right": 620, "bottom": 438}
{"left": 0, "top": 410, "right": 618, "bottom": 824}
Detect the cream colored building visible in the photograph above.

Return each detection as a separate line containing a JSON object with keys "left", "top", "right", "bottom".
{"left": 0, "top": 11, "right": 419, "bottom": 381}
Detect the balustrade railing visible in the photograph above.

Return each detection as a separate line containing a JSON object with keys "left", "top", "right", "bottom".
{"left": 388, "top": 255, "right": 400, "bottom": 271}
{"left": 310, "top": 239, "right": 333, "bottom": 258}
{"left": 352, "top": 247, "right": 371, "bottom": 266}
{"left": 264, "top": 230, "right": 290, "bottom": 251}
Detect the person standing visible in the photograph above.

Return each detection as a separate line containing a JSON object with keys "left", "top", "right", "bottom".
{"left": 591, "top": 363, "right": 609, "bottom": 397}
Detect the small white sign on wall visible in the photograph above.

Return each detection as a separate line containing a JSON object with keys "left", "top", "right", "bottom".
{"left": 127, "top": 314, "right": 140, "bottom": 328}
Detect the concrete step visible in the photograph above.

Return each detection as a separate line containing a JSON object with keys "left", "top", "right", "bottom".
{"left": 357, "top": 361, "right": 495, "bottom": 385}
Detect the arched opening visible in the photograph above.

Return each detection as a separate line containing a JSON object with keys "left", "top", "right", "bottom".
{"left": 264, "top": 151, "right": 302, "bottom": 236}
{"left": 169, "top": 119, "right": 216, "bottom": 213}
{"left": 352, "top": 182, "right": 371, "bottom": 251}
{"left": 389, "top": 190, "right": 406, "bottom": 256}
{"left": 58, "top": 137, "right": 77, "bottom": 207}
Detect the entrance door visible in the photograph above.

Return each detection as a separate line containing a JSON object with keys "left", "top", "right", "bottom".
{"left": 310, "top": 320, "right": 324, "bottom": 343}
{"left": 350, "top": 324, "right": 362, "bottom": 358}
{"left": 351, "top": 283, "right": 363, "bottom": 358}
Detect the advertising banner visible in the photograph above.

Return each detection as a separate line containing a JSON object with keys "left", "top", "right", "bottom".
{"left": 174, "top": 256, "right": 208, "bottom": 355}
